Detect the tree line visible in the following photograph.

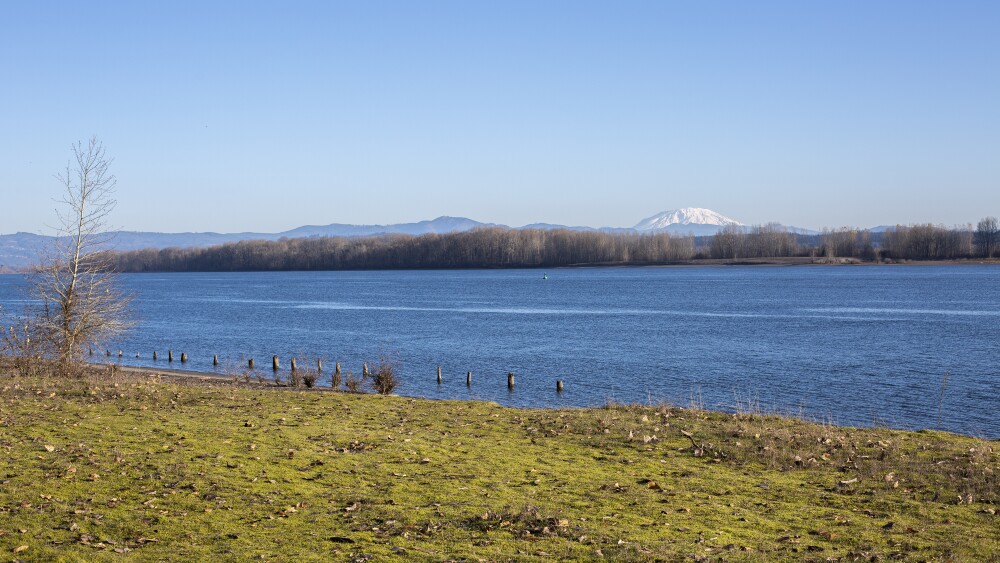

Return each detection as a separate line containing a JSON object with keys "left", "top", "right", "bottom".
{"left": 111, "top": 228, "right": 698, "bottom": 271}
{"left": 109, "top": 218, "right": 999, "bottom": 272}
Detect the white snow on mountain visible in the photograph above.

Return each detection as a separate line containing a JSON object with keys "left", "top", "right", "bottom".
{"left": 633, "top": 207, "right": 745, "bottom": 231}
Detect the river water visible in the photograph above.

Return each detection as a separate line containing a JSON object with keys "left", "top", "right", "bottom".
{"left": 1, "top": 266, "right": 997, "bottom": 437}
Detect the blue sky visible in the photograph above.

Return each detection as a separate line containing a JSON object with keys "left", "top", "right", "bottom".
{"left": 2, "top": 1, "right": 998, "bottom": 234}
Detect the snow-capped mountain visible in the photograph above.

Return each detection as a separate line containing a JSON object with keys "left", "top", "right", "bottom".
{"left": 633, "top": 207, "right": 744, "bottom": 235}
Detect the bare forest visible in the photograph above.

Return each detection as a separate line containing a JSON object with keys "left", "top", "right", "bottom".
{"left": 111, "top": 228, "right": 695, "bottom": 271}
{"left": 106, "top": 219, "right": 999, "bottom": 273}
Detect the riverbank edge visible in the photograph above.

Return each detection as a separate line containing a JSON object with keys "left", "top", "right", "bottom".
{"left": 104, "top": 362, "right": 998, "bottom": 441}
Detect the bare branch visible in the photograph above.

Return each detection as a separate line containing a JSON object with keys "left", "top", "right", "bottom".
{"left": 29, "top": 137, "right": 133, "bottom": 374}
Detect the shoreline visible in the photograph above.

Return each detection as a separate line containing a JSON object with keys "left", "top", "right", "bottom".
{"left": 102, "top": 362, "right": 998, "bottom": 440}
{"left": 4, "top": 257, "right": 1000, "bottom": 275}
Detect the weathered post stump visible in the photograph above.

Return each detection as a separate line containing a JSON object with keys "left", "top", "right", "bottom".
{"left": 290, "top": 357, "right": 297, "bottom": 372}
{"left": 437, "top": 366, "right": 442, "bottom": 384}
{"left": 556, "top": 380, "right": 564, "bottom": 393}
{"left": 363, "top": 362, "right": 369, "bottom": 377}
{"left": 332, "top": 363, "right": 342, "bottom": 388}
{"left": 317, "top": 358, "right": 323, "bottom": 372}
{"left": 153, "top": 351, "right": 158, "bottom": 361}
{"left": 507, "top": 372, "right": 515, "bottom": 389}
{"left": 248, "top": 358, "right": 255, "bottom": 370}
{"left": 213, "top": 354, "right": 219, "bottom": 366}
{"left": 466, "top": 371, "right": 472, "bottom": 386}
{"left": 181, "top": 352, "right": 188, "bottom": 363}
{"left": 168, "top": 350, "right": 173, "bottom": 362}
{"left": 272, "top": 355, "right": 280, "bottom": 371}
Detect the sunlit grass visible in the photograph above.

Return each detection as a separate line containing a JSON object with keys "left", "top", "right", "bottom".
{"left": 0, "top": 367, "right": 996, "bottom": 560}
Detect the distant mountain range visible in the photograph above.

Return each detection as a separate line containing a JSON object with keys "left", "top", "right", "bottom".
{"left": 0, "top": 207, "right": 831, "bottom": 270}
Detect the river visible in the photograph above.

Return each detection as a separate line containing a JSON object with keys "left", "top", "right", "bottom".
{"left": 1, "top": 265, "right": 997, "bottom": 437}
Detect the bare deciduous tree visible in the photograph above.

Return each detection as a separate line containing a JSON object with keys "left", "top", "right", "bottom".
{"left": 974, "top": 217, "right": 998, "bottom": 258}
{"left": 33, "top": 137, "right": 132, "bottom": 373}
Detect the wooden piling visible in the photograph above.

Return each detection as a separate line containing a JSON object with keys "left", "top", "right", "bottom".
{"left": 106, "top": 350, "right": 111, "bottom": 357}
{"left": 88, "top": 347, "right": 93, "bottom": 356}
{"left": 118, "top": 350, "right": 123, "bottom": 358}
{"left": 290, "top": 357, "right": 297, "bottom": 372}
{"left": 213, "top": 354, "right": 219, "bottom": 366}
{"left": 168, "top": 350, "right": 173, "bottom": 362}
{"left": 248, "top": 358, "right": 255, "bottom": 369}
{"left": 317, "top": 358, "right": 323, "bottom": 372}
{"left": 466, "top": 371, "right": 472, "bottom": 386}
{"left": 363, "top": 362, "right": 369, "bottom": 377}
{"left": 507, "top": 372, "right": 514, "bottom": 389}
{"left": 332, "top": 363, "right": 342, "bottom": 388}
{"left": 153, "top": 351, "right": 157, "bottom": 361}
{"left": 272, "top": 355, "right": 280, "bottom": 371}
{"left": 181, "top": 352, "right": 188, "bottom": 363}
{"left": 437, "top": 366, "right": 442, "bottom": 384}
{"left": 556, "top": 380, "right": 564, "bottom": 392}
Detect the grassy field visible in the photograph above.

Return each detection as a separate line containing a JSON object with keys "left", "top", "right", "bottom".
{"left": 0, "top": 367, "right": 997, "bottom": 561}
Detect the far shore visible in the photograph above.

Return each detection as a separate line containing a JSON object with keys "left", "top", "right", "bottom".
{"left": 565, "top": 257, "right": 1000, "bottom": 268}
{"left": 3, "top": 256, "right": 999, "bottom": 275}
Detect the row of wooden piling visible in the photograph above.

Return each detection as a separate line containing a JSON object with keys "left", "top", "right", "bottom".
{"left": 91, "top": 348, "right": 190, "bottom": 363}
{"left": 445, "top": 368, "right": 564, "bottom": 393}
{"left": 88, "top": 347, "right": 566, "bottom": 392}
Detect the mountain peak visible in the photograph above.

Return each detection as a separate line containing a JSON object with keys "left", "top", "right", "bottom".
{"left": 633, "top": 207, "right": 744, "bottom": 231}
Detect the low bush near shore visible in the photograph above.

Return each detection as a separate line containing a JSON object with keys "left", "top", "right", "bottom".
{"left": 370, "top": 358, "right": 399, "bottom": 395}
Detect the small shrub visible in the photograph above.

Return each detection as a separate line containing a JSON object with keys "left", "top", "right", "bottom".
{"left": 1, "top": 320, "right": 45, "bottom": 378}
{"left": 105, "top": 362, "right": 121, "bottom": 383}
{"left": 289, "top": 367, "right": 303, "bottom": 388}
{"left": 221, "top": 359, "right": 256, "bottom": 384}
{"left": 371, "top": 359, "right": 399, "bottom": 395}
{"left": 302, "top": 369, "right": 318, "bottom": 388}
{"left": 344, "top": 371, "right": 364, "bottom": 393}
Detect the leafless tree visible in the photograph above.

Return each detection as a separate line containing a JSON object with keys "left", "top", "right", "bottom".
{"left": 708, "top": 224, "right": 799, "bottom": 260}
{"left": 974, "top": 217, "right": 998, "bottom": 258}
{"left": 32, "top": 137, "right": 132, "bottom": 373}
{"left": 881, "top": 224, "right": 973, "bottom": 261}
{"left": 820, "top": 228, "right": 876, "bottom": 261}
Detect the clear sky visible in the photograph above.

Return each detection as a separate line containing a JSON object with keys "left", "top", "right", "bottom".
{"left": 2, "top": 1, "right": 998, "bottom": 234}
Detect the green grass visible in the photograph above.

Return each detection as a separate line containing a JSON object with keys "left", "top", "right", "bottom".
{"left": 0, "top": 368, "right": 997, "bottom": 561}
